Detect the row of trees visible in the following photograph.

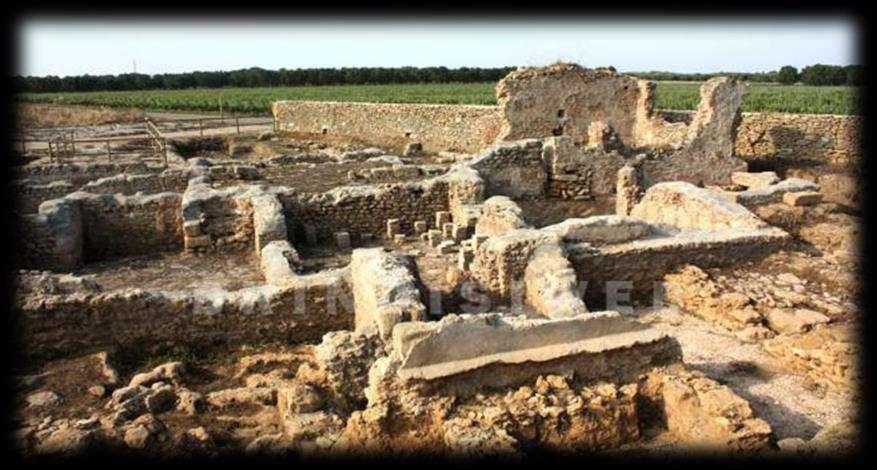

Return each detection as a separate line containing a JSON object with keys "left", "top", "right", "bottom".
{"left": 14, "top": 64, "right": 863, "bottom": 94}
{"left": 776, "top": 64, "right": 864, "bottom": 86}
{"left": 13, "top": 66, "right": 517, "bottom": 94}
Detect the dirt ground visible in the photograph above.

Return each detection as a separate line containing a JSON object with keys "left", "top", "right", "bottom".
{"left": 76, "top": 251, "right": 264, "bottom": 292}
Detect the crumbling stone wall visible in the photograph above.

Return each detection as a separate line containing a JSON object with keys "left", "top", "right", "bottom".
{"left": 181, "top": 178, "right": 257, "bottom": 253}
{"left": 280, "top": 179, "right": 451, "bottom": 245}
{"left": 15, "top": 270, "right": 353, "bottom": 358}
{"left": 272, "top": 100, "right": 504, "bottom": 154}
{"left": 14, "top": 162, "right": 162, "bottom": 186}
{"left": 81, "top": 170, "right": 189, "bottom": 196}
{"left": 495, "top": 63, "right": 687, "bottom": 149}
{"left": 68, "top": 191, "right": 183, "bottom": 262}
{"left": 17, "top": 198, "right": 83, "bottom": 271}
{"left": 659, "top": 110, "right": 862, "bottom": 170}
{"left": 474, "top": 196, "right": 528, "bottom": 236}
{"left": 12, "top": 181, "right": 76, "bottom": 214}
{"left": 638, "top": 366, "right": 774, "bottom": 450}
{"left": 468, "top": 139, "right": 546, "bottom": 198}
{"left": 12, "top": 170, "right": 189, "bottom": 215}
{"left": 16, "top": 191, "right": 182, "bottom": 269}
{"left": 272, "top": 103, "right": 858, "bottom": 175}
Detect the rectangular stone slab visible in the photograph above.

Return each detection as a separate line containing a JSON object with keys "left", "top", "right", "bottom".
{"left": 393, "top": 312, "right": 673, "bottom": 381}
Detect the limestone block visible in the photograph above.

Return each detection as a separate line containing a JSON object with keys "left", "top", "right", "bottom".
{"left": 427, "top": 229, "right": 442, "bottom": 248}
{"left": 731, "top": 171, "right": 780, "bottom": 188}
{"left": 736, "top": 178, "right": 820, "bottom": 207}
{"left": 442, "top": 222, "right": 455, "bottom": 239}
{"left": 631, "top": 181, "right": 768, "bottom": 231}
{"left": 390, "top": 312, "right": 680, "bottom": 389}
{"left": 783, "top": 190, "right": 822, "bottom": 207}
{"left": 524, "top": 242, "right": 588, "bottom": 318}
{"left": 435, "top": 211, "right": 452, "bottom": 228}
{"left": 765, "top": 308, "right": 830, "bottom": 335}
{"left": 386, "top": 219, "right": 401, "bottom": 239}
{"left": 350, "top": 248, "right": 427, "bottom": 338}
{"left": 542, "top": 215, "right": 650, "bottom": 244}
{"left": 413, "top": 220, "right": 428, "bottom": 234}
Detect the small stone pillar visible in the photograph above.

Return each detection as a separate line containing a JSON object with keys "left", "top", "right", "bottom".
{"left": 616, "top": 163, "right": 643, "bottom": 216}
{"left": 386, "top": 218, "right": 401, "bottom": 239}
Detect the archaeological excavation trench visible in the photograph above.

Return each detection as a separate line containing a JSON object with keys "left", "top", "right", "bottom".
{"left": 10, "top": 63, "right": 861, "bottom": 458}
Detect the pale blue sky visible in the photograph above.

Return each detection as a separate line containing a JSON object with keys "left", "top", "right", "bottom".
{"left": 18, "top": 17, "right": 859, "bottom": 77}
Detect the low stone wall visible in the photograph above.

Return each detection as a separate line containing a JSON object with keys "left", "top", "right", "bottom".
{"left": 568, "top": 228, "right": 789, "bottom": 303}
{"left": 660, "top": 110, "right": 862, "bottom": 170}
{"left": 280, "top": 178, "right": 451, "bottom": 245}
{"left": 17, "top": 199, "right": 83, "bottom": 272}
{"left": 14, "top": 271, "right": 353, "bottom": 358}
{"left": 467, "top": 139, "right": 547, "bottom": 198}
{"left": 81, "top": 170, "right": 189, "bottom": 196}
{"left": 12, "top": 181, "right": 76, "bottom": 214}
{"left": 69, "top": 192, "right": 183, "bottom": 262}
{"left": 273, "top": 100, "right": 504, "bottom": 154}
{"left": 16, "top": 191, "right": 183, "bottom": 269}
{"left": 13, "top": 162, "right": 163, "bottom": 186}
{"left": 274, "top": 100, "right": 859, "bottom": 171}
{"left": 181, "top": 178, "right": 258, "bottom": 253}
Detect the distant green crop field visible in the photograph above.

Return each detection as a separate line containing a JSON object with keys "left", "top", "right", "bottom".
{"left": 18, "top": 81, "right": 860, "bottom": 115}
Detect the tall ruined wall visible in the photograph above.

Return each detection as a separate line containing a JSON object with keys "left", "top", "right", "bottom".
{"left": 495, "top": 63, "right": 686, "bottom": 149}
{"left": 272, "top": 100, "right": 504, "bottom": 154}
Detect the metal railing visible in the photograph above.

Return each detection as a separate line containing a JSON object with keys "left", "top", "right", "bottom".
{"left": 13, "top": 114, "right": 276, "bottom": 164}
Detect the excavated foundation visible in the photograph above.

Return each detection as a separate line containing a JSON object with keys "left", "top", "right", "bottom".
{"left": 10, "top": 63, "right": 860, "bottom": 459}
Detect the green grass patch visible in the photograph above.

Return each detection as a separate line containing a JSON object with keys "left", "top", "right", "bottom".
{"left": 18, "top": 81, "right": 860, "bottom": 115}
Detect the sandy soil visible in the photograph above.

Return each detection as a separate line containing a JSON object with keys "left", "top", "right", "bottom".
{"left": 76, "top": 252, "right": 264, "bottom": 292}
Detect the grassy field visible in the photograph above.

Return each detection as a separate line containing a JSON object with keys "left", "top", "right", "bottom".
{"left": 19, "top": 81, "right": 860, "bottom": 115}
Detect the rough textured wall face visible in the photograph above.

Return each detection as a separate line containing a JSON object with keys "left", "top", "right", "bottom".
{"left": 495, "top": 63, "right": 685, "bottom": 149}
{"left": 660, "top": 110, "right": 862, "bottom": 170}
{"left": 272, "top": 100, "right": 504, "bottom": 154}
{"left": 735, "top": 112, "right": 861, "bottom": 169}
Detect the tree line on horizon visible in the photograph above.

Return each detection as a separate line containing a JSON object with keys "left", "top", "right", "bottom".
{"left": 13, "top": 64, "right": 864, "bottom": 94}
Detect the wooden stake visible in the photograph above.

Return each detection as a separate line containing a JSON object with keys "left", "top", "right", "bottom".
{"left": 235, "top": 116, "right": 240, "bottom": 135}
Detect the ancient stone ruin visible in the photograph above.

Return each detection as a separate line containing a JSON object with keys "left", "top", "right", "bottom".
{"left": 10, "top": 63, "right": 860, "bottom": 459}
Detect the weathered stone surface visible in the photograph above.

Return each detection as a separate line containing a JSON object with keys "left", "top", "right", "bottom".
{"left": 731, "top": 171, "right": 780, "bottom": 188}
{"left": 474, "top": 196, "right": 528, "bottom": 236}
{"left": 783, "top": 190, "right": 822, "bottom": 207}
{"left": 616, "top": 164, "right": 642, "bottom": 215}
{"left": 764, "top": 308, "right": 830, "bottom": 334}
{"left": 350, "top": 248, "right": 427, "bottom": 338}
{"left": 543, "top": 215, "right": 650, "bottom": 244}
{"left": 390, "top": 312, "right": 680, "bottom": 389}
{"left": 639, "top": 366, "right": 774, "bottom": 451}
{"left": 524, "top": 242, "right": 588, "bottom": 318}
{"left": 736, "top": 177, "right": 821, "bottom": 206}
{"left": 631, "top": 181, "right": 768, "bottom": 231}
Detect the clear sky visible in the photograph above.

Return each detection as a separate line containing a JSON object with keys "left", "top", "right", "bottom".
{"left": 17, "top": 17, "right": 859, "bottom": 77}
